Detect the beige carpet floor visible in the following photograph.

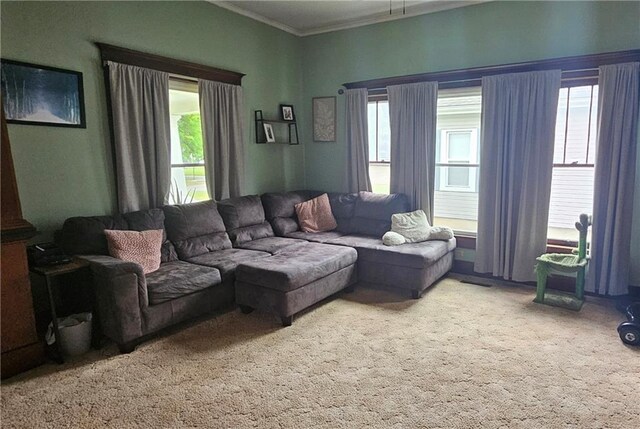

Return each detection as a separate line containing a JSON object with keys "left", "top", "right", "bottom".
{"left": 2, "top": 277, "right": 638, "bottom": 428}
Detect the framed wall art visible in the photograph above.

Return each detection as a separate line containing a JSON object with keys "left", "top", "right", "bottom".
{"left": 1, "top": 59, "right": 86, "bottom": 128}
{"left": 312, "top": 96, "right": 336, "bottom": 142}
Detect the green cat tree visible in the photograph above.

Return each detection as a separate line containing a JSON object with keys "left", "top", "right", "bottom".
{"left": 534, "top": 214, "right": 591, "bottom": 311}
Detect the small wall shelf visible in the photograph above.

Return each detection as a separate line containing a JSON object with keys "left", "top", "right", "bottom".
{"left": 255, "top": 110, "right": 299, "bottom": 145}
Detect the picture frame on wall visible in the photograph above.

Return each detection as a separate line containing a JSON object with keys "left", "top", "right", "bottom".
{"left": 280, "top": 104, "right": 295, "bottom": 121}
{"left": 312, "top": 96, "right": 336, "bottom": 142}
{"left": 0, "top": 59, "right": 86, "bottom": 128}
{"left": 263, "top": 123, "right": 276, "bottom": 143}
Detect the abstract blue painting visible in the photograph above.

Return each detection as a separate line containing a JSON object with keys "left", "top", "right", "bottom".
{"left": 1, "top": 60, "right": 85, "bottom": 128}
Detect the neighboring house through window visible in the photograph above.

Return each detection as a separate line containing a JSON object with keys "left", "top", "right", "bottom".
{"left": 366, "top": 84, "right": 596, "bottom": 242}
{"left": 547, "top": 84, "right": 598, "bottom": 241}
{"left": 168, "top": 79, "right": 209, "bottom": 203}
{"left": 433, "top": 87, "right": 482, "bottom": 232}
{"left": 367, "top": 99, "right": 391, "bottom": 194}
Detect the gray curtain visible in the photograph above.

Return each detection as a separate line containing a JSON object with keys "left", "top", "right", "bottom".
{"left": 199, "top": 79, "right": 245, "bottom": 201}
{"left": 387, "top": 82, "right": 438, "bottom": 223}
{"left": 474, "top": 70, "right": 561, "bottom": 282}
{"left": 107, "top": 61, "right": 171, "bottom": 212}
{"left": 345, "top": 88, "right": 372, "bottom": 193}
{"left": 586, "top": 62, "right": 639, "bottom": 296}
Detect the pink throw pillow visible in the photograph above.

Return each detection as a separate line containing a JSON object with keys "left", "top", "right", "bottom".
{"left": 104, "top": 229, "right": 164, "bottom": 274}
{"left": 295, "top": 193, "right": 337, "bottom": 233}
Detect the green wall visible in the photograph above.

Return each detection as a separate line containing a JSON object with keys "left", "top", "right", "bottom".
{"left": 298, "top": 0, "right": 640, "bottom": 285}
{"left": 3, "top": 1, "right": 640, "bottom": 285}
{"left": 1, "top": 1, "right": 305, "bottom": 238}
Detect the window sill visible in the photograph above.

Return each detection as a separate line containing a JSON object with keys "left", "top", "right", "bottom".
{"left": 454, "top": 233, "right": 576, "bottom": 254}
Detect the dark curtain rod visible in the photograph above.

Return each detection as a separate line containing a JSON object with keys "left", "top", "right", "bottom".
{"left": 340, "top": 49, "right": 640, "bottom": 93}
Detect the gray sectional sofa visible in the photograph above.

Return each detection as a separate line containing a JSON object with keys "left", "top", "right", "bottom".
{"left": 58, "top": 191, "right": 455, "bottom": 352}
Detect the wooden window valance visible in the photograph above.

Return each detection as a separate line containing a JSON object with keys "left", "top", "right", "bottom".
{"left": 96, "top": 43, "right": 245, "bottom": 85}
{"left": 344, "top": 49, "right": 640, "bottom": 93}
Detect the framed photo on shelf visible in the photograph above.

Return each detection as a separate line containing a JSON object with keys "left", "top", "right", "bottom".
{"left": 280, "top": 104, "right": 295, "bottom": 121}
{"left": 1, "top": 59, "right": 86, "bottom": 128}
{"left": 312, "top": 96, "right": 336, "bottom": 142}
{"left": 263, "top": 123, "right": 276, "bottom": 143}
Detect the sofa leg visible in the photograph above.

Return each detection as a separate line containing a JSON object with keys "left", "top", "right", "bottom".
{"left": 239, "top": 305, "right": 254, "bottom": 314}
{"left": 118, "top": 341, "right": 136, "bottom": 354}
{"left": 411, "top": 290, "right": 421, "bottom": 299}
{"left": 281, "top": 315, "right": 293, "bottom": 327}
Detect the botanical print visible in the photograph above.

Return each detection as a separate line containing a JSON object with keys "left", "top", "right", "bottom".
{"left": 313, "top": 97, "right": 336, "bottom": 142}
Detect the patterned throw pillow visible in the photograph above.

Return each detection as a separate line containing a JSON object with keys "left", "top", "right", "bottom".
{"left": 295, "top": 193, "right": 338, "bottom": 233}
{"left": 104, "top": 229, "right": 164, "bottom": 274}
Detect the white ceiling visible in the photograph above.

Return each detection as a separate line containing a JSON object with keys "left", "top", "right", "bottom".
{"left": 212, "top": 1, "right": 487, "bottom": 37}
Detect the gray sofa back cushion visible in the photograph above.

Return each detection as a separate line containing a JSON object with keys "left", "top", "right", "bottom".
{"left": 58, "top": 215, "right": 127, "bottom": 256}
{"left": 261, "top": 191, "right": 322, "bottom": 236}
{"left": 163, "top": 200, "right": 232, "bottom": 259}
{"left": 122, "top": 209, "right": 178, "bottom": 262}
{"left": 218, "top": 195, "right": 275, "bottom": 244}
{"left": 328, "top": 192, "right": 358, "bottom": 233}
{"left": 349, "top": 192, "right": 411, "bottom": 238}
{"left": 58, "top": 208, "right": 178, "bottom": 262}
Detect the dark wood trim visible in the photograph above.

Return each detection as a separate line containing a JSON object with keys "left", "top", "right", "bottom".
{"left": 454, "top": 233, "right": 575, "bottom": 254}
{"left": 96, "top": 43, "right": 245, "bottom": 85}
{"left": 344, "top": 49, "right": 640, "bottom": 90}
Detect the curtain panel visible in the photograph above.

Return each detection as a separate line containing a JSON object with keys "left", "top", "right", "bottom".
{"left": 387, "top": 82, "right": 438, "bottom": 223}
{"left": 345, "top": 88, "right": 372, "bottom": 193}
{"left": 107, "top": 61, "right": 171, "bottom": 213}
{"left": 587, "top": 62, "right": 639, "bottom": 296}
{"left": 199, "top": 80, "right": 245, "bottom": 201}
{"left": 474, "top": 70, "right": 561, "bottom": 282}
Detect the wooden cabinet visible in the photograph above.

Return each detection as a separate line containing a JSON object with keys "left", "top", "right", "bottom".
{"left": 1, "top": 103, "right": 44, "bottom": 379}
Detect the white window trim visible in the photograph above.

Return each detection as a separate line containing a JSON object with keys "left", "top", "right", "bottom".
{"left": 439, "top": 128, "right": 478, "bottom": 192}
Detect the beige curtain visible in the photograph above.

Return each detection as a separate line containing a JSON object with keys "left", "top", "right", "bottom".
{"left": 199, "top": 80, "right": 245, "bottom": 201}
{"left": 107, "top": 61, "right": 171, "bottom": 213}
{"left": 387, "top": 82, "right": 438, "bottom": 223}
{"left": 345, "top": 88, "right": 372, "bottom": 193}
{"left": 474, "top": 70, "right": 561, "bottom": 282}
{"left": 587, "top": 62, "right": 639, "bottom": 296}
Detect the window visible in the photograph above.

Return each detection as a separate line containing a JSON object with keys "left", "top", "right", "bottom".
{"left": 547, "top": 84, "right": 598, "bottom": 241}
{"left": 433, "top": 87, "right": 482, "bottom": 232}
{"left": 168, "top": 79, "right": 209, "bottom": 203}
{"left": 367, "top": 100, "right": 391, "bottom": 194}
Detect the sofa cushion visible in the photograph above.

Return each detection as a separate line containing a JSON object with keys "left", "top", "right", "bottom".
{"left": 295, "top": 193, "right": 337, "bottom": 233}
{"left": 105, "top": 229, "right": 164, "bottom": 274}
{"left": 163, "top": 200, "right": 232, "bottom": 259}
{"left": 328, "top": 193, "right": 358, "bottom": 233}
{"left": 349, "top": 192, "right": 411, "bottom": 238}
{"left": 326, "top": 234, "right": 456, "bottom": 269}
{"left": 146, "top": 261, "right": 222, "bottom": 305}
{"left": 236, "top": 243, "right": 357, "bottom": 292}
{"left": 121, "top": 208, "right": 177, "bottom": 262}
{"left": 218, "top": 195, "right": 276, "bottom": 244}
{"left": 186, "top": 248, "right": 271, "bottom": 279}
{"left": 236, "top": 237, "right": 307, "bottom": 254}
{"left": 284, "top": 230, "right": 345, "bottom": 244}
{"left": 58, "top": 215, "right": 127, "bottom": 255}
{"left": 261, "top": 191, "right": 322, "bottom": 235}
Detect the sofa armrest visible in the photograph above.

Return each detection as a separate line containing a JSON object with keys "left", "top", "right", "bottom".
{"left": 79, "top": 255, "right": 146, "bottom": 344}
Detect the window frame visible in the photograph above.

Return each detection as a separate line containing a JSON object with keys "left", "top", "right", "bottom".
{"left": 368, "top": 99, "right": 390, "bottom": 164}
{"left": 438, "top": 128, "right": 479, "bottom": 192}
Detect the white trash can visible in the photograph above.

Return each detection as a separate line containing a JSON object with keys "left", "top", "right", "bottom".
{"left": 47, "top": 313, "right": 93, "bottom": 357}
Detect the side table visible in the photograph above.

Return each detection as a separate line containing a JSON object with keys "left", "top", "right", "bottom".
{"left": 29, "top": 258, "right": 93, "bottom": 363}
